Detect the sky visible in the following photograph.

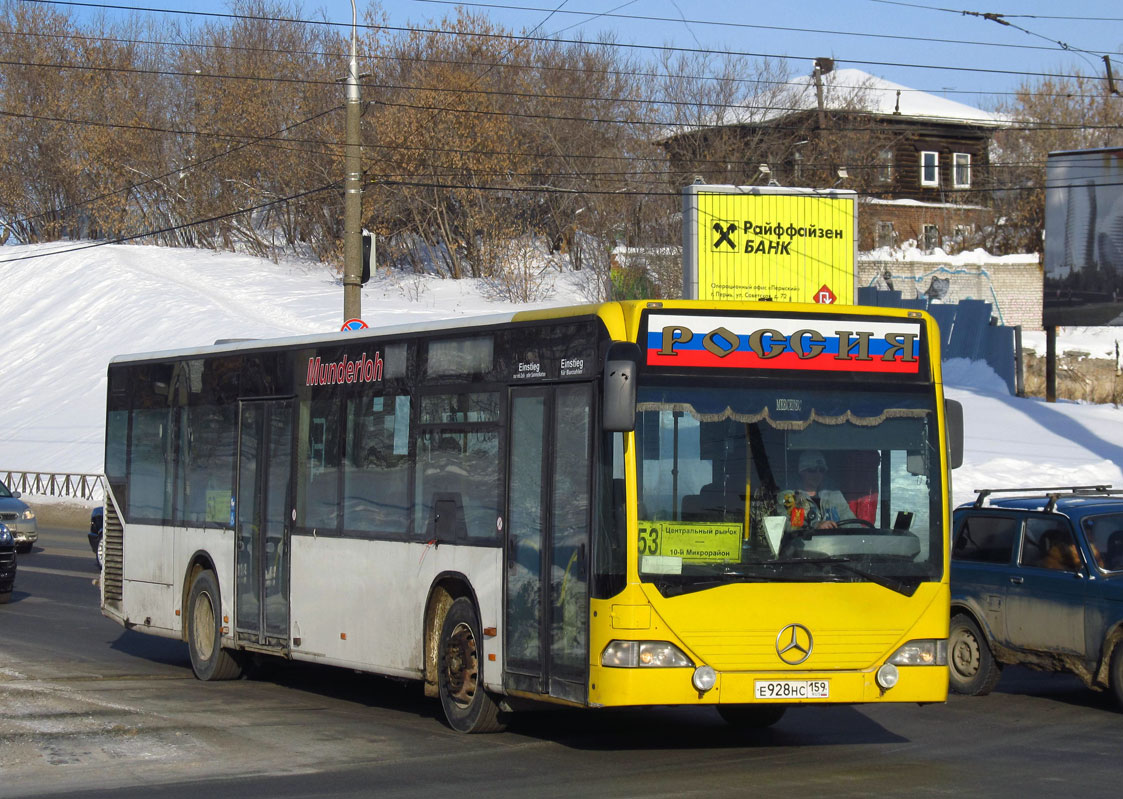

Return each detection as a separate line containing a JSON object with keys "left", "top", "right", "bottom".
{"left": 60, "top": 0, "right": 1123, "bottom": 108}
{"left": 2, "top": 241, "right": 1123, "bottom": 509}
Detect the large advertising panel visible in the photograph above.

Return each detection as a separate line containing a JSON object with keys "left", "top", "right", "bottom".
{"left": 1044, "top": 148, "right": 1123, "bottom": 326}
{"left": 682, "top": 185, "right": 857, "bottom": 304}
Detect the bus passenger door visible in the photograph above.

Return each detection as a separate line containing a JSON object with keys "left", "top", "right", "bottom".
{"left": 235, "top": 399, "right": 294, "bottom": 648}
{"left": 506, "top": 384, "right": 592, "bottom": 704}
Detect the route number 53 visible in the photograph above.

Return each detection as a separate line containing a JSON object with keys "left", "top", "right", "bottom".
{"left": 638, "top": 525, "right": 660, "bottom": 555}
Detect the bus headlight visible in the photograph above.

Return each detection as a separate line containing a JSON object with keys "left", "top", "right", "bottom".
{"left": 692, "top": 665, "right": 717, "bottom": 692}
{"left": 601, "top": 640, "right": 693, "bottom": 668}
{"left": 876, "top": 663, "right": 899, "bottom": 690}
{"left": 888, "top": 639, "right": 948, "bottom": 666}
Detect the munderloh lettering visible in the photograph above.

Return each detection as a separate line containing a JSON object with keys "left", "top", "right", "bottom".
{"left": 306, "top": 351, "right": 384, "bottom": 386}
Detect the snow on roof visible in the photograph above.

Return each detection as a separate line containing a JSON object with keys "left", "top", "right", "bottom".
{"left": 859, "top": 243, "right": 1039, "bottom": 266}
{"left": 863, "top": 197, "right": 989, "bottom": 210}
{"left": 707, "top": 68, "right": 1006, "bottom": 131}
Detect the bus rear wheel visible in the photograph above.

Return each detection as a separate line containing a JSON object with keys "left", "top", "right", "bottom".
{"left": 438, "top": 597, "right": 505, "bottom": 733}
{"left": 717, "top": 704, "right": 787, "bottom": 728}
{"left": 186, "top": 570, "right": 242, "bottom": 681}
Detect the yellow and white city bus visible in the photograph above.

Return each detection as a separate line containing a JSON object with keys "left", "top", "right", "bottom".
{"left": 100, "top": 300, "right": 962, "bottom": 732}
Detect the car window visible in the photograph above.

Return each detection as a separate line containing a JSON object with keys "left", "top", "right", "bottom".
{"left": 0, "top": 480, "right": 11, "bottom": 498}
{"left": 1082, "top": 513, "right": 1123, "bottom": 572}
{"left": 953, "top": 515, "right": 1018, "bottom": 564}
{"left": 1021, "top": 518, "right": 1081, "bottom": 572}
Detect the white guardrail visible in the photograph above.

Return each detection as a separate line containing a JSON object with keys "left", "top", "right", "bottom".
{"left": 2, "top": 471, "right": 104, "bottom": 501}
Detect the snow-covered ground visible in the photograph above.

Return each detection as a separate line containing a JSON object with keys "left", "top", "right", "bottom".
{"left": 3, "top": 242, "right": 1123, "bottom": 509}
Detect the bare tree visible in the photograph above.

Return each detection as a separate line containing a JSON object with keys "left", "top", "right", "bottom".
{"left": 988, "top": 69, "right": 1123, "bottom": 254}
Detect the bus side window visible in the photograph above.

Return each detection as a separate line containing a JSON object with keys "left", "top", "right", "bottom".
{"left": 415, "top": 428, "right": 499, "bottom": 542}
{"left": 343, "top": 394, "right": 411, "bottom": 536}
{"left": 593, "top": 434, "right": 627, "bottom": 599}
{"left": 297, "top": 397, "right": 343, "bottom": 533}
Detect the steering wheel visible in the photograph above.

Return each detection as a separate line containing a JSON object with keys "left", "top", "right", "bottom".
{"left": 836, "top": 518, "right": 876, "bottom": 529}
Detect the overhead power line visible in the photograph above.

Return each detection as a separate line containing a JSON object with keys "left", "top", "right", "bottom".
{"left": 14, "top": 0, "right": 1119, "bottom": 85}
{"left": 6, "top": 104, "right": 342, "bottom": 230}
{"left": 417, "top": 0, "right": 1123, "bottom": 58}
{"left": 0, "top": 181, "right": 340, "bottom": 264}
{"left": 2, "top": 25, "right": 1114, "bottom": 101}
{"left": 865, "top": 0, "right": 1123, "bottom": 24}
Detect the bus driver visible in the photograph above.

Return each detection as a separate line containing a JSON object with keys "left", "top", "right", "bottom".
{"left": 780, "top": 450, "right": 855, "bottom": 531}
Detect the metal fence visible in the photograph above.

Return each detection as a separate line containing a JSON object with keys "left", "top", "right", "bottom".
{"left": 857, "top": 290, "right": 1021, "bottom": 395}
{"left": 2, "top": 471, "right": 104, "bottom": 501}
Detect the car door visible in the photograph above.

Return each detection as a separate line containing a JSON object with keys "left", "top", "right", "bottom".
{"left": 1004, "top": 516, "right": 1088, "bottom": 656}
{"left": 951, "top": 512, "right": 1020, "bottom": 646}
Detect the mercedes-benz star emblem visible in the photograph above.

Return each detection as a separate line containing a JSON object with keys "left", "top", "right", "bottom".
{"left": 776, "top": 623, "right": 813, "bottom": 665}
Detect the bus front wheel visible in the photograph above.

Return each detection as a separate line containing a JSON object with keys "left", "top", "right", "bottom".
{"left": 186, "top": 570, "right": 243, "bottom": 681}
{"left": 717, "top": 704, "right": 787, "bottom": 728}
{"left": 438, "top": 597, "right": 505, "bottom": 733}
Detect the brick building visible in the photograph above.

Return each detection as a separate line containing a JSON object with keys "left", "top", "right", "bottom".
{"left": 858, "top": 252, "right": 1042, "bottom": 330}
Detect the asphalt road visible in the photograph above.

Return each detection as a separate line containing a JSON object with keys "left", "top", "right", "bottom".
{"left": 3, "top": 527, "right": 1122, "bottom": 798}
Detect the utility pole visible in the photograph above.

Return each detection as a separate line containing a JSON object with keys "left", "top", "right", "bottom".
{"left": 342, "top": 0, "right": 363, "bottom": 323}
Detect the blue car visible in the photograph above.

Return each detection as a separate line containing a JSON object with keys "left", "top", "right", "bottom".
{"left": 90, "top": 506, "right": 104, "bottom": 567}
{"left": 0, "top": 522, "right": 16, "bottom": 603}
{"left": 950, "top": 487, "right": 1123, "bottom": 708}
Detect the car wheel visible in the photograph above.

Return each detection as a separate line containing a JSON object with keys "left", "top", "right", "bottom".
{"left": 717, "top": 704, "right": 787, "bottom": 728}
{"left": 438, "top": 597, "right": 505, "bottom": 733}
{"left": 185, "top": 570, "right": 243, "bottom": 681}
{"left": 0, "top": 591, "right": 10, "bottom": 604}
{"left": 949, "top": 613, "right": 1002, "bottom": 695}
{"left": 1110, "top": 643, "right": 1123, "bottom": 711}
{"left": 16, "top": 543, "right": 31, "bottom": 554}
{"left": 96, "top": 535, "right": 105, "bottom": 569}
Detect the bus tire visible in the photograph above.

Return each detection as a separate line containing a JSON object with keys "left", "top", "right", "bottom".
{"left": 186, "top": 570, "right": 242, "bottom": 682}
{"left": 717, "top": 704, "right": 787, "bottom": 728}
{"left": 949, "top": 613, "right": 1001, "bottom": 695}
{"left": 438, "top": 597, "right": 505, "bottom": 733}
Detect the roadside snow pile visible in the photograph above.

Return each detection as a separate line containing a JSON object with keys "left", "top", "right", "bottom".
{"left": 944, "top": 358, "right": 1123, "bottom": 506}
{"left": 942, "top": 357, "right": 1010, "bottom": 395}
{"left": 0, "top": 243, "right": 588, "bottom": 475}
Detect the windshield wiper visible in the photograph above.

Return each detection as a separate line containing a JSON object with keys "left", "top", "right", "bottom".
{"left": 760, "top": 556, "right": 919, "bottom": 597}
{"left": 650, "top": 559, "right": 921, "bottom": 597}
{"left": 649, "top": 571, "right": 775, "bottom": 597}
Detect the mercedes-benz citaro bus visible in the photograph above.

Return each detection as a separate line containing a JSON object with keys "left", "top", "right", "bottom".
{"left": 100, "top": 300, "right": 962, "bottom": 732}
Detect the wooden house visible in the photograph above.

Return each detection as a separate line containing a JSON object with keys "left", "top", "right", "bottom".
{"left": 664, "top": 66, "right": 1008, "bottom": 252}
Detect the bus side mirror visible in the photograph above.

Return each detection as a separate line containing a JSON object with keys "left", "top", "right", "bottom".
{"left": 945, "top": 399, "right": 964, "bottom": 470}
{"left": 603, "top": 342, "right": 640, "bottom": 432}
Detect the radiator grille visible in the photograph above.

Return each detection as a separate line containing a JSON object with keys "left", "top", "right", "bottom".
{"left": 103, "top": 502, "right": 124, "bottom": 602}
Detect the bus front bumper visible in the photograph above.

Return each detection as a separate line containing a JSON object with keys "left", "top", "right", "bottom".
{"left": 588, "top": 663, "right": 949, "bottom": 707}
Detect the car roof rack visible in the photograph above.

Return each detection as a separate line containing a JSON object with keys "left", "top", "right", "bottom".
{"left": 973, "top": 485, "right": 1120, "bottom": 512}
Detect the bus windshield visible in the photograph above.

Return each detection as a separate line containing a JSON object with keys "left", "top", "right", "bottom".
{"left": 634, "top": 381, "right": 943, "bottom": 596}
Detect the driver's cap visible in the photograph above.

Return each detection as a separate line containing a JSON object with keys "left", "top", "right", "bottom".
{"left": 798, "top": 450, "right": 828, "bottom": 472}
